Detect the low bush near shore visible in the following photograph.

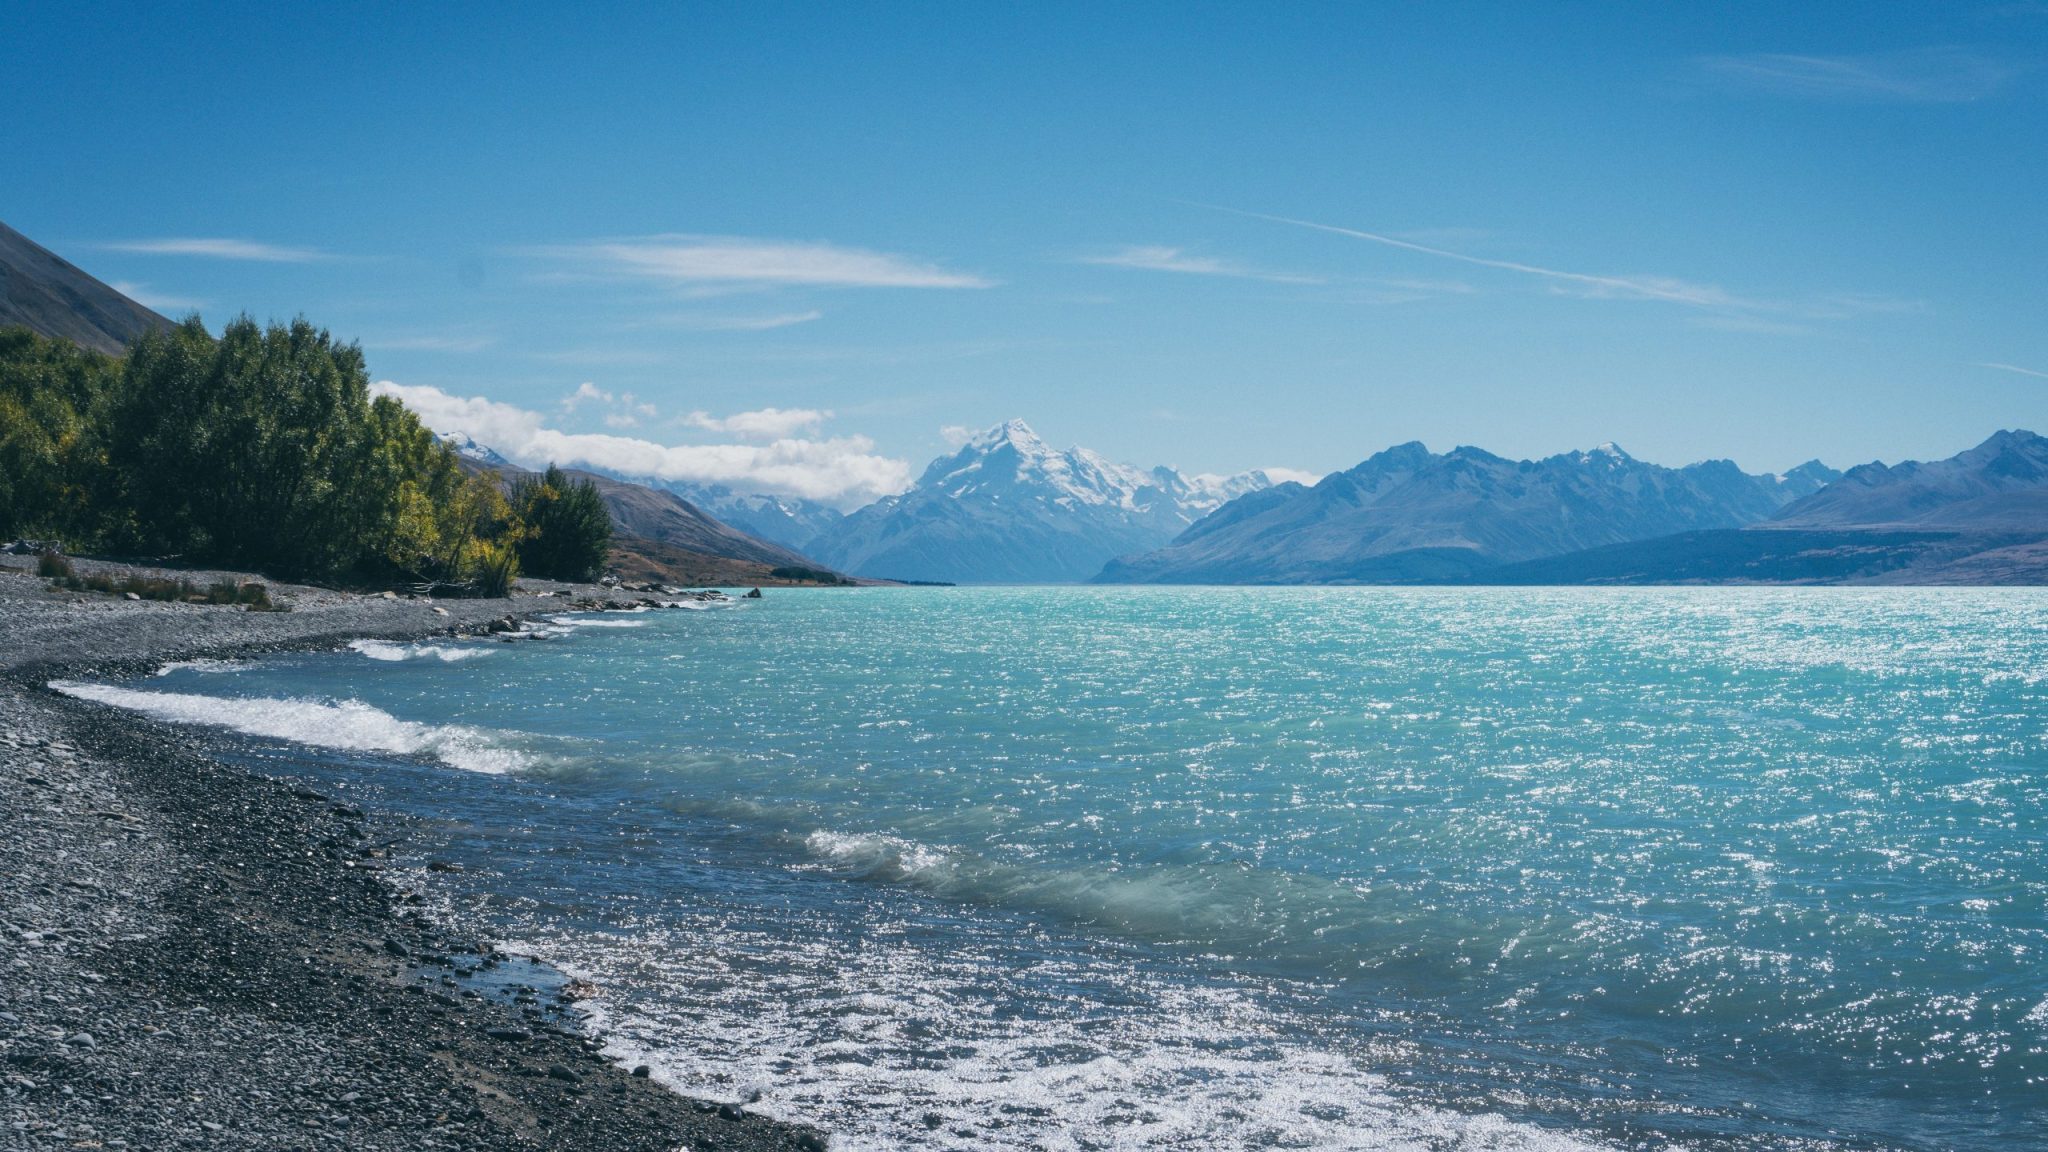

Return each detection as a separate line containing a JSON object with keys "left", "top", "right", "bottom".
{"left": 36, "top": 551, "right": 72, "bottom": 578}
{"left": 48, "top": 568, "right": 282, "bottom": 609}
{"left": 769, "top": 565, "right": 853, "bottom": 585}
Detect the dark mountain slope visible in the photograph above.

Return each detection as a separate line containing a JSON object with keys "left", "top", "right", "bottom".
{"left": 0, "top": 220, "right": 171, "bottom": 355}
{"left": 464, "top": 460, "right": 845, "bottom": 585}
{"left": 557, "top": 468, "right": 817, "bottom": 570}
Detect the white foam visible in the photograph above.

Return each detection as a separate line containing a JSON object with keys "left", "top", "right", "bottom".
{"left": 805, "top": 830, "right": 953, "bottom": 882}
{"left": 49, "top": 681, "right": 526, "bottom": 774}
{"left": 545, "top": 614, "right": 651, "bottom": 628}
{"left": 154, "top": 658, "right": 254, "bottom": 676}
{"left": 505, "top": 912, "right": 1620, "bottom": 1152}
{"left": 348, "top": 639, "right": 496, "bottom": 663}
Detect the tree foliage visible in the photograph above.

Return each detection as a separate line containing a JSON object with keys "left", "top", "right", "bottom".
{"left": 0, "top": 327, "right": 112, "bottom": 541}
{"left": 0, "top": 319, "right": 613, "bottom": 594}
{"left": 510, "top": 465, "right": 612, "bottom": 582}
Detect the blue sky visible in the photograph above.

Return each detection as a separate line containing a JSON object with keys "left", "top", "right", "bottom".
{"left": 6, "top": 2, "right": 2045, "bottom": 504}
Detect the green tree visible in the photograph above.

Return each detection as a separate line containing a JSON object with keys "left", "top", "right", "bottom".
{"left": 510, "top": 464, "right": 612, "bottom": 582}
{"left": 0, "top": 316, "right": 536, "bottom": 596}
{"left": 0, "top": 328, "right": 114, "bottom": 541}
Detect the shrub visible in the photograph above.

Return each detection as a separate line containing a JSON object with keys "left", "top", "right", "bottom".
{"left": 470, "top": 540, "right": 519, "bottom": 599}
{"left": 769, "top": 565, "right": 850, "bottom": 585}
{"left": 510, "top": 464, "right": 611, "bottom": 582}
{"left": 37, "top": 550, "right": 72, "bottom": 578}
{"left": 48, "top": 567, "right": 261, "bottom": 605}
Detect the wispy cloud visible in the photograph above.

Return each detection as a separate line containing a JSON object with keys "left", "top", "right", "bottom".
{"left": 1205, "top": 204, "right": 1916, "bottom": 322}
{"left": 1688, "top": 313, "right": 1812, "bottom": 336}
{"left": 634, "top": 310, "right": 825, "bottom": 332}
{"left": 561, "top": 381, "right": 612, "bottom": 412}
{"left": 687, "top": 407, "right": 831, "bottom": 440}
{"left": 366, "top": 334, "right": 495, "bottom": 353}
{"left": 532, "top": 348, "right": 666, "bottom": 366}
{"left": 1695, "top": 48, "right": 2015, "bottom": 103}
{"left": 102, "top": 237, "right": 333, "bottom": 262}
{"left": 109, "top": 281, "right": 205, "bottom": 312}
{"left": 538, "top": 235, "right": 993, "bottom": 289}
{"left": 1077, "top": 245, "right": 1322, "bottom": 284}
{"left": 560, "top": 382, "right": 658, "bottom": 427}
{"left": 371, "top": 382, "right": 909, "bottom": 506}
{"left": 1977, "top": 361, "right": 2048, "bottom": 380}
{"left": 1209, "top": 205, "right": 1755, "bottom": 308}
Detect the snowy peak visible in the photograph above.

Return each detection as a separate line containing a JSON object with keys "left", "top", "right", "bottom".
{"left": 922, "top": 419, "right": 1172, "bottom": 514}
{"left": 438, "top": 432, "right": 512, "bottom": 468}
{"left": 807, "top": 418, "right": 1292, "bottom": 583}
{"left": 1167, "top": 468, "right": 1282, "bottom": 515}
{"left": 963, "top": 417, "right": 1050, "bottom": 454}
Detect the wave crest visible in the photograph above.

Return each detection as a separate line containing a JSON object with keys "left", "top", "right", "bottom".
{"left": 49, "top": 681, "right": 526, "bottom": 774}
{"left": 348, "top": 639, "right": 496, "bottom": 663}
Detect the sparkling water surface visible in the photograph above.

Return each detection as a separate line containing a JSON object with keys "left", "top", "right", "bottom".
{"left": 79, "top": 588, "right": 2048, "bottom": 1150}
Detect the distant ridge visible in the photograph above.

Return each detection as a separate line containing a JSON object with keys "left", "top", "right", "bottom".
{"left": 1096, "top": 441, "right": 1834, "bottom": 584}
{"left": 1765, "top": 429, "right": 2048, "bottom": 533}
{"left": 1479, "top": 431, "right": 2048, "bottom": 585}
{"left": 0, "top": 219, "right": 171, "bottom": 355}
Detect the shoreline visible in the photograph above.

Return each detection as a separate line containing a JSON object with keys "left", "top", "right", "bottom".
{"left": 0, "top": 559, "right": 828, "bottom": 1150}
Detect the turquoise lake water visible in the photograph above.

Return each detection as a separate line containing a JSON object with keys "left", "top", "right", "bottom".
{"left": 61, "top": 587, "right": 2048, "bottom": 1150}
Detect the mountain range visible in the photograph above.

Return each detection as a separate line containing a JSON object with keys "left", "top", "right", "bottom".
{"left": 802, "top": 419, "right": 1287, "bottom": 583}
{"left": 5, "top": 219, "right": 2044, "bottom": 587}
{"left": 1766, "top": 429, "right": 2048, "bottom": 533}
{"left": 1097, "top": 442, "right": 1839, "bottom": 583}
{"left": 1482, "top": 430, "right": 2048, "bottom": 585}
{"left": 633, "top": 481, "right": 845, "bottom": 555}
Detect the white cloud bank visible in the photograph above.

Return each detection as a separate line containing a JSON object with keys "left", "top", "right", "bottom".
{"left": 372, "top": 382, "right": 911, "bottom": 507}
{"left": 687, "top": 407, "right": 830, "bottom": 440}
{"left": 540, "top": 235, "right": 992, "bottom": 289}
{"left": 1247, "top": 467, "right": 1323, "bottom": 487}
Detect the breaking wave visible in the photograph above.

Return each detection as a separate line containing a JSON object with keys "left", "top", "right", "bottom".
{"left": 49, "top": 681, "right": 528, "bottom": 774}
{"left": 153, "top": 658, "right": 254, "bottom": 676}
{"left": 545, "top": 614, "right": 651, "bottom": 629}
{"left": 347, "top": 638, "right": 496, "bottom": 662}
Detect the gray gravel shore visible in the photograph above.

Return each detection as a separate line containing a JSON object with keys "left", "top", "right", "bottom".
{"left": 0, "top": 557, "right": 824, "bottom": 1150}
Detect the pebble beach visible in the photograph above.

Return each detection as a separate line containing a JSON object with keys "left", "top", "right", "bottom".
{"left": 0, "top": 555, "right": 825, "bottom": 1150}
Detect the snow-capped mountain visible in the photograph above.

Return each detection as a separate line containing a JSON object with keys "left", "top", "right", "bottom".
{"left": 1097, "top": 440, "right": 1843, "bottom": 584}
{"left": 804, "top": 419, "right": 1287, "bottom": 583}
{"left": 437, "top": 431, "right": 513, "bottom": 468}
{"left": 640, "top": 481, "right": 845, "bottom": 554}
